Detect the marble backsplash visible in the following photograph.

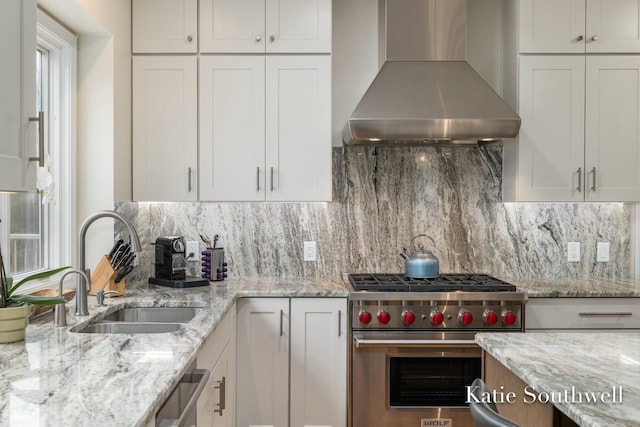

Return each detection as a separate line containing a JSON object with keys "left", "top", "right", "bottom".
{"left": 116, "top": 146, "right": 631, "bottom": 282}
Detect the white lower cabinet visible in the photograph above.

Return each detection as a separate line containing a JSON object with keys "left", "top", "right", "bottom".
{"left": 197, "top": 305, "right": 236, "bottom": 427}
{"left": 526, "top": 298, "right": 640, "bottom": 330}
{"left": 236, "top": 297, "right": 347, "bottom": 427}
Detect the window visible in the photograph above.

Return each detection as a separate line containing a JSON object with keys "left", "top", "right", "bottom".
{"left": 0, "top": 9, "right": 76, "bottom": 290}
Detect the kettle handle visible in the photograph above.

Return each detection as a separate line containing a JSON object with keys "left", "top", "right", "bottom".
{"left": 410, "top": 234, "right": 436, "bottom": 252}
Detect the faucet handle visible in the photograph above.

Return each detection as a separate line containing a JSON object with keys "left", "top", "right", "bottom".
{"left": 96, "top": 290, "right": 119, "bottom": 307}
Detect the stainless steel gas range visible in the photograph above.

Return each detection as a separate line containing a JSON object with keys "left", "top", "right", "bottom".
{"left": 347, "top": 273, "right": 527, "bottom": 427}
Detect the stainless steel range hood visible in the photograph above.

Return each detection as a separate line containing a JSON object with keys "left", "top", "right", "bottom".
{"left": 343, "top": 0, "right": 521, "bottom": 146}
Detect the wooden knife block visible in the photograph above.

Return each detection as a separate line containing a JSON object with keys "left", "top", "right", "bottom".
{"left": 89, "top": 255, "right": 125, "bottom": 296}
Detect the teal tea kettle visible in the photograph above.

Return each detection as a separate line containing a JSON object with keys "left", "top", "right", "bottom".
{"left": 399, "top": 234, "right": 440, "bottom": 279}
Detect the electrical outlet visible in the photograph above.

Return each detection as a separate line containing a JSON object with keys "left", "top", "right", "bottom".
{"left": 597, "top": 242, "right": 610, "bottom": 262}
{"left": 186, "top": 240, "right": 199, "bottom": 261}
{"left": 567, "top": 242, "right": 580, "bottom": 262}
{"left": 303, "top": 241, "right": 317, "bottom": 262}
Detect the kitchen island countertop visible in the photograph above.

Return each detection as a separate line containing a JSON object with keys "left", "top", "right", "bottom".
{"left": 0, "top": 277, "right": 347, "bottom": 427}
{"left": 476, "top": 331, "right": 640, "bottom": 427}
{"left": 505, "top": 277, "right": 640, "bottom": 297}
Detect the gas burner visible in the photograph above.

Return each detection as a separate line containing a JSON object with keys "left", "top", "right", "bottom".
{"left": 349, "top": 273, "right": 517, "bottom": 292}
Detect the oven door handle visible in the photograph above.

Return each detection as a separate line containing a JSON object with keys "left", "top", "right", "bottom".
{"left": 353, "top": 336, "right": 477, "bottom": 348}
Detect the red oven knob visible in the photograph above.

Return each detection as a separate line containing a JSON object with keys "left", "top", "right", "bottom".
{"left": 359, "top": 310, "right": 372, "bottom": 325}
{"left": 502, "top": 310, "right": 517, "bottom": 325}
{"left": 402, "top": 310, "right": 416, "bottom": 325}
{"left": 484, "top": 310, "right": 498, "bottom": 325}
{"left": 459, "top": 310, "right": 473, "bottom": 326}
{"left": 377, "top": 310, "right": 391, "bottom": 325}
{"left": 430, "top": 311, "right": 444, "bottom": 326}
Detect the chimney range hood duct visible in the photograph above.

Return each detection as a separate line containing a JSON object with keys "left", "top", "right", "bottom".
{"left": 343, "top": 0, "right": 521, "bottom": 147}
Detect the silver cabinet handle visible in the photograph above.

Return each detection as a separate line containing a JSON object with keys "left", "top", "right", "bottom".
{"left": 256, "top": 167, "right": 260, "bottom": 191}
{"left": 188, "top": 167, "right": 193, "bottom": 192}
{"left": 579, "top": 312, "right": 632, "bottom": 317}
{"left": 255, "top": 35, "right": 262, "bottom": 42}
{"left": 270, "top": 167, "right": 274, "bottom": 192}
{"left": 592, "top": 35, "right": 599, "bottom": 41}
{"left": 338, "top": 310, "right": 342, "bottom": 337}
{"left": 280, "top": 309, "right": 284, "bottom": 337}
{"left": 576, "top": 167, "right": 582, "bottom": 192}
{"left": 577, "top": 35, "right": 584, "bottom": 41}
{"left": 590, "top": 167, "right": 596, "bottom": 191}
{"left": 29, "top": 111, "right": 45, "bottom": 167}
{"left": 214, "top": 376, "right": 226, "bottom": 416}
{"left": 354, "top": 336, "right": 477, "bottom": 349}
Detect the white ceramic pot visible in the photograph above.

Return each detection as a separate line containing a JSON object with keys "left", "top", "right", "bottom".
{"left": 0, "top": 304, "right": 30, "bottom": 344}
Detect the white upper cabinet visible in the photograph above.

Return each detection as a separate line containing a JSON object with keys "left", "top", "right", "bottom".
{"left": 199, "top": 55, "right": 332, "bottom": 202}
{"left": 132, "top": 56, "right": 198, "bottom": 201}
{"left": 518, "top": 55, "right": 640, "bottom": 201}
{"left": 519, "top": 0, "right": 640, "bottom": 53}
{"left": 132, "top": 0, "right": 197, "bottom": 53}
{"left": 0, "top": 0, "right": 37, "bottom": 192}
{"left": 200, "top": 0, "right": 331, "bottom": 53}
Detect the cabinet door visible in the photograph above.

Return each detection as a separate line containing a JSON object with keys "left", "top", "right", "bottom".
{"left": 0, "top": 0, "right": 37, "bottom": 192}
{"left": 519, "top": 0, "right": 585, "bottom": 53}
{"left": 585, "top": 56, "right": 640, "bottom": 201}
{"left": 586, "top": 0, "right": 640, "bottom": 52}
{"left": 265, "top": 0, "right": 332, "bottom": 53}
{"left": 518, "top": 56, "right": 586, "bottom": 201}
{"left": 236, "top": 298, "right": 289, "bottom": 427}
{"left": 199, "top": 56, "right": 266, "bottom": 201}
{"left": 132, "top": 56, "right": 197, "bottom": 201}
{"left": 290, "top": 298, "right": 347, "bottom": 427}
{"left": 132, "top": 0, "right": 197, "bottom": 53}
{"left": 200, "top": 0, "right": 266, "bottom": 53}
{"left": 265, "top": 56, "right": 332, "bottom": 201}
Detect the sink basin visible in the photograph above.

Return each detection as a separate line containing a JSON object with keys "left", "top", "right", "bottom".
{"left": 72, "top": 305, "right": 204, "bottom": 334}
{"left": 102, "top": 306, "right": 202, "bottom": 323}
{"left": 78, "top": 322, "right": 184, "bottom": 334}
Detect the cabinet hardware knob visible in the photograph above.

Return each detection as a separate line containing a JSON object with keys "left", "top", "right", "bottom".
{"left": 591, "top": 35, "right": 599, "bottom": 41}
{"left": 576, "top": 35, "right": 584, "bottom": 41}
{"left": 256, "top": 35, "right": 262, "bottom": 42}
{"left": 187, "top": 35, "right": 193, "bottom": 42}
{"left": 576, "top": 167, "right": 582, "bottom": 192}
{"left": 269, "top": 35, "right": 275, "bottom": 42}
{"left": 28, "top": 111, "right": 45, "bottom": 167}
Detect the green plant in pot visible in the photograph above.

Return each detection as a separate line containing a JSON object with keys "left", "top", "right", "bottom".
{"left": 0, "top": 245, "right": 70, "bottom": 343}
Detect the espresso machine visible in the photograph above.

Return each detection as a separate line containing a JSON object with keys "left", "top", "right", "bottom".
{"left": 149, "top": 236, "right": 209, "bottom": 288}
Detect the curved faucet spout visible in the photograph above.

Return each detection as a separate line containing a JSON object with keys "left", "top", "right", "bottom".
{"left": 77, "top": 210, "right": 141, "bottom": 316}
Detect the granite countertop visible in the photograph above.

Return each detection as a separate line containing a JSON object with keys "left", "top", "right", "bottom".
{"left": 0, "top": 277, "right": 347, "bottom": 427}
{"left": 503, "top": 277, "right": 640, "bottom": 298}
{"left": 476, "top": 332, "right": 640, "bottom": 427}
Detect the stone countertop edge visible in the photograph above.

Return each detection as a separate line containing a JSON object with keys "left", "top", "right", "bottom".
{"left": 0, "top": 277, "right": 348, "bottom": 427}
{"left": 475, "top": 332, "right": 640, "bottom": 427}
{"left": 503, "top": 277, "right": 640, "bottom": 297}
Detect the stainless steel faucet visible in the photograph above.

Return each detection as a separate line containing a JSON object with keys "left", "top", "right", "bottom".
{"left": 77, "top": 210, "right": 142, "bottom": 316}
{"left": 54, "top": 269, "right": 89, "bottom": 326}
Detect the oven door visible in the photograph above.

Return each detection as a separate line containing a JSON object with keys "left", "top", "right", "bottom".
{"left": 351, "top": 331, "right": 480, "bottom": 427}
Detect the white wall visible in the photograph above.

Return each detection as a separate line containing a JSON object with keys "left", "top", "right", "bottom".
{"left": 331, "top": 0, "right": 379, "bottom": 147}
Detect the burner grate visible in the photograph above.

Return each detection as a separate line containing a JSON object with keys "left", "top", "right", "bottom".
{"left": 349, "top": 273, "right": 516, "bottom": 292}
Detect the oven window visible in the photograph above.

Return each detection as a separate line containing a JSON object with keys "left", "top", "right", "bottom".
{"left": 389, "top": 357, "right": 481, "bottom": 407}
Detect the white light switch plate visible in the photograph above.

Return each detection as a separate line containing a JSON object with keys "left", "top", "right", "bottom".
{"left": 567, "top": 242, "right": 580, "bottom": 262}
{"left": 597, "top": 242, "right": 610, "bottom": 262}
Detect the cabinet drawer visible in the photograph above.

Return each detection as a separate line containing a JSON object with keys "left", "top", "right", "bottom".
{"left": 526, "top": 298, "right": 640, "bottom": 330}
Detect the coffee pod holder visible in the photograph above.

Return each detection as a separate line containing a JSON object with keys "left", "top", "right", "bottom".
{"left": 201, "top": 247, "right": 228, "bottom": 281}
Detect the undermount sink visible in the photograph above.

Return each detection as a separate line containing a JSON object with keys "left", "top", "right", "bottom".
{"left": 78, "top": 322, "right": 184, "bottom": 334}
{"left": 72, "top": 305, "right": 204, "bottom": 335}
